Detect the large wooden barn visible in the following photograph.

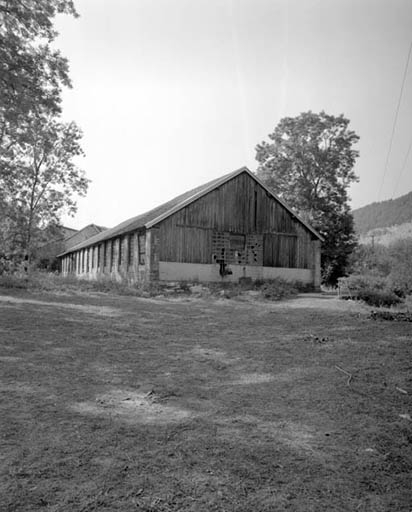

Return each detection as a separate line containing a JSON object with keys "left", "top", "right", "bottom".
{"left": 59, "top": 167, "right": 322, "bottom": 289}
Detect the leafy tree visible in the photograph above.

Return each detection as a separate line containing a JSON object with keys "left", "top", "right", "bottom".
{"left": 1, "top": 118, "right": 88, "bottom": 260}
{"left": 0, "top": 0, "right": 77, "bottom": 144}
{"left": 0, "top": 0, "right": 87, "bottom": 266}
{"left": 256, "top": 111, "right": 360, "bottom": 285}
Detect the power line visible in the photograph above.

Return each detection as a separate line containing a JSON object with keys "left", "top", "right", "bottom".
{"left": 378, "top": 39, "right": 412, "bottom": 200}
{"left": 392, "top": 135, "right": 412, "bottom": 198}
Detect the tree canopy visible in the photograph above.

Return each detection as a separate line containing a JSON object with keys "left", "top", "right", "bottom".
{"left": 256, "top": 111, "right": 360, "bottom": 285}
{"left": 0, "top": 0, "right": 77, "bottom": 143}
{"left": 2, "top": 118, "right": 87, "bottom": 257}
{"left": 0, "top": 0, "right": 88, "bottom": 265}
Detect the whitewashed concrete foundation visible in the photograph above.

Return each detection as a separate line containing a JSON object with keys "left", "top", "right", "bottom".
{"left": 159, "top": 261, "right": 314, "bottom": 284}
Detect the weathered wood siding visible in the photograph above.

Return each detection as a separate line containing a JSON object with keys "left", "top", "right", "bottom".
{"left": 158, "top": 172, "right": 314, "bottom": 268}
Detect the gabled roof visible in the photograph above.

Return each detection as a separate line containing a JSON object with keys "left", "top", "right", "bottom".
{"left": 59, "top": 167, "right": 322, "bottom": 256}
{"left": 64, "top": 224, "right": 106, "bottom": 241}
{"left": 64, "top": 224, "right": 107, "bottom": 249}
{"left": 62, "top": 226, "right": 78, "bottom": 238}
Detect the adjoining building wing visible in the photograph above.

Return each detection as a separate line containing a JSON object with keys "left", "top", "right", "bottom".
{"left": 37, "top": 224, "right": 107, "bottom": 269}
{"left": 64, "top": 224, "right": 107, "bottom": 251}
{"left": 59, "top": 167, "right": 322, "bottom": 289}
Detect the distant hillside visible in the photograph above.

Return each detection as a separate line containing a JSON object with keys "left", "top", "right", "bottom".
{"left": 353, "top": 191, "right": 412, "bottom": 234}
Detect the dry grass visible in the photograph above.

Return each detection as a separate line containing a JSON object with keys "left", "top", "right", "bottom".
{"left": 0, "top": 289, "right": 411, "bottom": 511}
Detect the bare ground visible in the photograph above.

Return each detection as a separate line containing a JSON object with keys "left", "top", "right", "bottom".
{"left": 0, "top": 289, "right": 411, "bottom": 511}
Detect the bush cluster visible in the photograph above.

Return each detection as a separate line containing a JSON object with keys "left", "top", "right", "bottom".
{"left": 357, "top": 289, "right": 402, "bottom": 308}
{"left": 338, "top": 273, "right": 404, "bottom": 308}
{"left": 344, "top": 237, "right": 412, "bottom": 308}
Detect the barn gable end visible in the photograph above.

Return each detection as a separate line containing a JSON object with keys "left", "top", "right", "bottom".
{"left": 59, "top": 168, "right": 321, "bottom": 289}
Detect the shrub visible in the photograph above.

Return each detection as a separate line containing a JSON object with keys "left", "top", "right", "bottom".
{"left": 338, "top": 273, "right": 387, "bottom": 294}
{"left": 357, "top": 289, "right": 402, "bottom": 308}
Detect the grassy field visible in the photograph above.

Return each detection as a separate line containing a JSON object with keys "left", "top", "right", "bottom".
{"left": 0, "top": 289, "right": 411, "bottom": 511}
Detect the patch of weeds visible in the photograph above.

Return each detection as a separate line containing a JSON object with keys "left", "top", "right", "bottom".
{"left": 254, "top": 278, "right": 299, "bottom": 301}
{"left": 0, "top": 274, "right": 29, "bottom": 289}
{"left": 79, "top": 278, "right": 164, "bottom": 297}
{"left": 85, "top": 277, "right": 142, "bottom": 296}
{"left": 204, "top": 278, "right": 300, "bottom": 301}
{"left": 175, "top": 281, "right": 192, "bottom": 294}
{"left": 370, "top": 310, "right": 412, "bottom": 322}
{"left": 0, "top": 272, "right": 308, "bottom": 303}
{"left": 0, "top": 271, "right": 164, "bottom": 298}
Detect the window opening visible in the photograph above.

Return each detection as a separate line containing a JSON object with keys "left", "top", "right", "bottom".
{"left": 138, "top": 233, "right": 146, "bottom": 265}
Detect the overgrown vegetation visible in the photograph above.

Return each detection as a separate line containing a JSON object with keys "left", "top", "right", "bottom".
{"left": 0, "top": 271, "right": 154, "bottom": 296}
{"left": 0, "top": 271, "right": 304, "bottom": 302}
{"left": 339, "top": 237, "right": 412, "bottom": 307}
{"left": 338, "top": 274, "right": 401, "bottom": 307}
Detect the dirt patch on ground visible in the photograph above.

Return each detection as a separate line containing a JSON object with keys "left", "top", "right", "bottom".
{"left": 268, "top": 293, "right": 370, "bottom": 313}
{"left": 215, "top": 414, "right": 318, "bottom": 451}
{"left": 72, "top": 389, "right": 194, "bottom": 425}
{"left": 228, "top": 372, "right": 277, "bottom": 385}
{"left": 227, "top": 367, "right": 315, "bottom": 386}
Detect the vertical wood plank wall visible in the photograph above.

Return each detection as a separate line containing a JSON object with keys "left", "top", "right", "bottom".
{"left": 158, "top": 172, "right": 314, "bottom": 268}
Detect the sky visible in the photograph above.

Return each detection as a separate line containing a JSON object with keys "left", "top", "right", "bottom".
{"left": 55, "top": 0, "right": 412, "bottom": 230}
